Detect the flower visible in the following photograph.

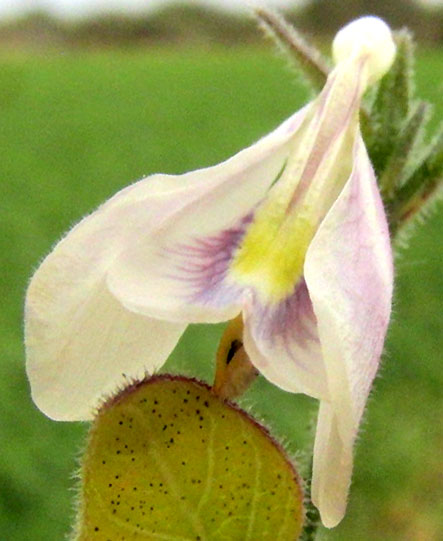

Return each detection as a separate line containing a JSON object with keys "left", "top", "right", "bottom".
{"left": 25, "top": 17, "right": 395, "bottom": 527}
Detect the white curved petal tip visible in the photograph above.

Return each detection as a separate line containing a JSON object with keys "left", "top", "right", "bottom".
{"left": 333, "top": 16, "right": 396, "bottom": 84}
{"left": 311, "top": 402, "right": 353, "bottom": 528}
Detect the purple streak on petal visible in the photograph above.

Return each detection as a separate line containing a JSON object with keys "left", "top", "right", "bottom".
{"left": 162, "top": 214, "right": 253, "bottom": 310}
{"left": 242, "top": 278, "right": 327, "bottom": 398}
{"left": 249, "top": 278, "right": 319, "bottom": 365}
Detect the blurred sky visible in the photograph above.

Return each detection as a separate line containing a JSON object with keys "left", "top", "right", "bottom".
{"left": 0, "top": 0, "right": 312, "bottom": 20}
{"left": 0, "top": 0, "right": 442, "bottom": 20}
{"left": 0, "top": 0, "right": 437, "bottom": 20}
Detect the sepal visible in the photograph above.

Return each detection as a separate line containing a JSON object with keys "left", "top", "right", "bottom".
{"left": 380, "top": 100, "right": 430, "bottom": 199}
{"left": 366, "top": 30, "right": 414, "bottom": 176}
{"left": 389, "top": 126, "right": 443, "bottom": 234}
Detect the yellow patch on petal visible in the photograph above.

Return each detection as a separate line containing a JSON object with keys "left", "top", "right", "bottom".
{"left": 230, "top": 68, "right": 362, "bottom": 303}
{"left": 230, "top": 189, "right": 317, "bottom": 302}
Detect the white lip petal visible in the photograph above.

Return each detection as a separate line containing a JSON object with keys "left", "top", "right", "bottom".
{"left": 304, "top": 136, "right": 393, "bottom": 525}
{"left": 25, "top": 171, "right": 197, "bottom": 420}
{"left": 24, "top": 181, "right": 190, "bottom": 420}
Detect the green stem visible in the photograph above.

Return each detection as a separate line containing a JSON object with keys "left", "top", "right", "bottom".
{"left": 300, "top": 461, "right": 321, "bottom": 541}
{"left": 255, "top": 7, "right": 329, "bottom": 92}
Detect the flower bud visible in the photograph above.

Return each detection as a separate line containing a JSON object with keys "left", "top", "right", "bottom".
{"left": 333, "top": 16, "right": 396, "bottom": 85}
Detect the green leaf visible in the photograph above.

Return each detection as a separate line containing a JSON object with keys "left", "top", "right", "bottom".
{"left": 367, "top": 30, "right": 415, "bottom": 175}
{"left": 73, "top": 375, "right": 304, "bottom": 540}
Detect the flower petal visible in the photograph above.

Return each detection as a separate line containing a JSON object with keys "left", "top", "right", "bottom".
{"left": 25, "top": 108, "right": 307, "bottom": 420}
{"left": 26, "top": 279, "right": 184, "bottom": 421}
{"left": 25, "top": 185, "right": 191, "bottom": 421}
{"left": 311, "top": 402, "right": 353, "bottom": 528}
{"left": 242, "top": 280, "right": 329, "bottom": 400}
{"left": 25, "top": 173, "right": 212, "bottom": 422}
{"left": 304, "top": 136, "right": 393, "bottom": 526}
{"left": 107, "top": 108, "right": 309, "bottom": 323}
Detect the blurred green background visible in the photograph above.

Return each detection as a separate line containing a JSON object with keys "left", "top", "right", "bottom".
{"left": 1, "top": 2, "right": 442, "bottom": 540}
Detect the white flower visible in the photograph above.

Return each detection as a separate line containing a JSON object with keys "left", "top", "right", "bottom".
{"left": 25, "top": 17, "right": 395, "bottom": 527}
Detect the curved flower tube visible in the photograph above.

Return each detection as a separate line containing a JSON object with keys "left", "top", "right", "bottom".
{"left": 25, "top": 17, "right": 395, "bottom": 528}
